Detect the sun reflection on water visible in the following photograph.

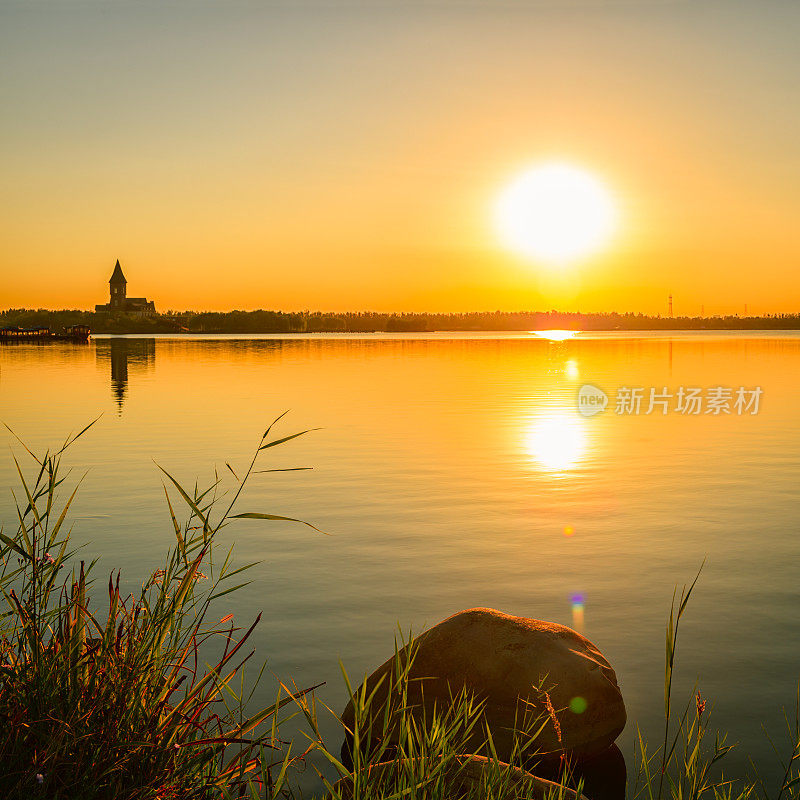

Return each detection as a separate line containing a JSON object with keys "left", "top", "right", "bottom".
{"left": 565, "top": 359, "right": 580, "bottom": 379}
{"left": 524, "top": 409, "right": 587, "bottom": 471}
{"left": 533, "top": 330, "right": 579, "bottom": 341}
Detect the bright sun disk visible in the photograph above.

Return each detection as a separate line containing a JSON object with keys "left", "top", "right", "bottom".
{"left": 495, "top": 162, "right": 618, "bottom": 264}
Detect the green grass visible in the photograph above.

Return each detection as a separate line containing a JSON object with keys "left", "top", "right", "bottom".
{"left": 0, "top": 417, "right": 319, "bottom": 799}
{"left": 1, "top": 423, "right": 799, "bottom": 799}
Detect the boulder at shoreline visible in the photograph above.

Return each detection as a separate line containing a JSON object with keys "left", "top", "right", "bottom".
{"left": 342, "top": 607, "right": 626, "bottom": 762}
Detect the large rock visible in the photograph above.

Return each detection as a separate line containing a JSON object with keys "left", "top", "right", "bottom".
{"left": 342, "top": 608, "right": 625, "bottom": 762}
{"left": 331, "top": 754, "right": 585, "bottom": 800}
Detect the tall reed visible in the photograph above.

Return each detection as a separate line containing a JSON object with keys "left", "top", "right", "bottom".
{"left": 0, "top": 416, "right": 319, "bottom": 799}
{"left": 290, "top": 631, "right": 580, "bottom": 800}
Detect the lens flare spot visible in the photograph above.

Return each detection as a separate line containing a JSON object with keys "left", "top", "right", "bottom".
{"left": 570, "top": 593, "right": 585, "bottom": 633}
{"left": 570, "top": 696, "right": 588, "bottom": 714}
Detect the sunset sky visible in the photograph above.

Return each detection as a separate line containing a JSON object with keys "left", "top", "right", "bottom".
{"left": 1, "top": 0, "right": 798, "bottom": 314}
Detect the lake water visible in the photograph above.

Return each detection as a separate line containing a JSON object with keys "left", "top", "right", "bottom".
{"left": 1, "top": 332, "right": 798, "bottom": 790}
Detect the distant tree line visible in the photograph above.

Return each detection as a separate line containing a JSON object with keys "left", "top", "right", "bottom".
{"left": 3, "top": 307, "right": 800, "bottom": 333}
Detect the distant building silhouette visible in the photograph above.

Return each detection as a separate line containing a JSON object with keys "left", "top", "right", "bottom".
{"left": 95, "top": 260, "right": 156, "bottom": 316}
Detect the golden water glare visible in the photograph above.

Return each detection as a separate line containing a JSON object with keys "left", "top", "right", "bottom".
{"left": 524, "top": 409, "right": 587, "bottom": 472}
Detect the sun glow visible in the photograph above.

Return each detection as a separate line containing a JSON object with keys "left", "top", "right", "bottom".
{"left": 494, "top": 162, "right": 618, "bottom": 264}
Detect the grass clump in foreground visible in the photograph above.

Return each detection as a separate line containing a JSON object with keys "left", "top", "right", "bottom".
{"left": 2, "top": 422, "right": 800, "bottom": 800}
{"left": 0, "top": 417, "right": 321, "bottom": 799}
{"left": 298, "top": 638, "right": 585, "bottom": 800}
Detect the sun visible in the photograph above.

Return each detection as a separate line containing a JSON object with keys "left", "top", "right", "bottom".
{"left": 494, "top": 161, "right": 618, "bottom": 264}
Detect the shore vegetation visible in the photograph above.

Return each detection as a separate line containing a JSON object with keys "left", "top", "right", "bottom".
{"left": 4, "top": 308, "right": 800, "bottom": 335}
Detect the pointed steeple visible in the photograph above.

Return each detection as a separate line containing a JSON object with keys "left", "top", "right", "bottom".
{"left": 109, "top": 259, "right": 127, "bottom": 285}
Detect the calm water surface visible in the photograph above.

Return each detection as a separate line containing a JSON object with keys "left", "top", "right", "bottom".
{"left": 1, "top": 332, "right": 799, "bottom": 787}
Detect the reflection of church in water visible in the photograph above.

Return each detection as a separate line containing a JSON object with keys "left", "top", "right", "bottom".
{"left": 95, "top": 338, "right": 156, "bottom": 414}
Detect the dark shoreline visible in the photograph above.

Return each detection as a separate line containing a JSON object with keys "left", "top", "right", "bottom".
{"left": 4, "top": 307, "right": 800, "bottom": 335}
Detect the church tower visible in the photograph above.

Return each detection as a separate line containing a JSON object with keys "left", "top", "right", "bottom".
{"left": 109, "top": 259, "right": 127, "bottom": 309}
{"left": 96, "top": 259, "right": 155, "bottom": 315}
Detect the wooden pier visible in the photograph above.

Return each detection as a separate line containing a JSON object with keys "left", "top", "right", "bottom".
{"left": 0, "top": 325, "right": 90, "bottom": 342}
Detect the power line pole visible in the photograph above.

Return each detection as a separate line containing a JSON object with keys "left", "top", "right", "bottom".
{"left": 668, "top": 294, "right": 673, "bottom": 317}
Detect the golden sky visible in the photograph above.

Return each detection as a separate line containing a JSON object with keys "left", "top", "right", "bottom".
{"left": 1, "top": 1, "right": 798, "bottom": 314}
